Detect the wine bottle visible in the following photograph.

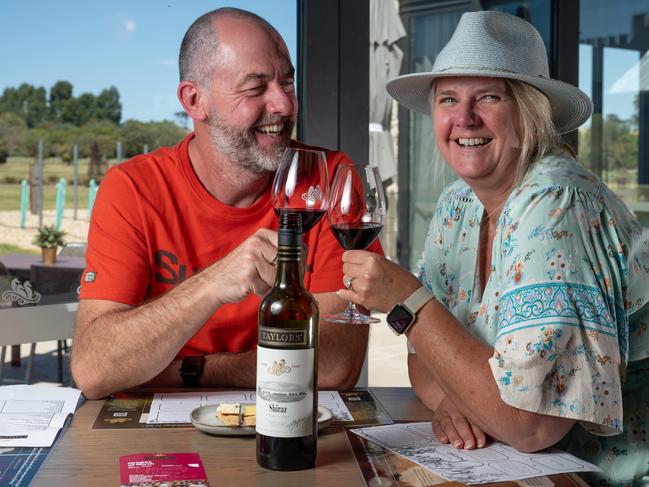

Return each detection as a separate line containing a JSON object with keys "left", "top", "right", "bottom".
{"left": 256, "top": 212, "right": 319, "bottom": 471}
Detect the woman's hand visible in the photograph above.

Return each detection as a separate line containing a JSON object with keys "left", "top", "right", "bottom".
{"left": 433, "top": 397, "right": 487, "bottom": 450}
{"left": 336, "top": 250, "right": 421, "bottom": 313}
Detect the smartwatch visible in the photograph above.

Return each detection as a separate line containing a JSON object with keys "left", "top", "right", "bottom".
{"left": 179, "top": 355, "right": 205, "bottom": 388}
{"left": 386, "top": 286, "right": 435, "bottom": 335}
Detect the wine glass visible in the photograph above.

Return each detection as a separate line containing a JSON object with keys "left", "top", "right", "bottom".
{"left": 272, "top": 148, "right": 329, "bottom": 233}
{"left": 322, "top": 163, "right": 386, "bottom": 324}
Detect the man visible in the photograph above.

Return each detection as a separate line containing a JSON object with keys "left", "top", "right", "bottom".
{"left": 71, "top": 7, "right": 377, "bottom": 399}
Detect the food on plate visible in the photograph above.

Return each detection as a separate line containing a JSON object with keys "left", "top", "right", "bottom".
{"left": 216, "top": 403, "right": 241, "bottom": 426}
{"left": 215, "top": 403, "right": 256, "bottom": 427}
{"left": 243, "top": 404, "right": 256, "bottom": 426}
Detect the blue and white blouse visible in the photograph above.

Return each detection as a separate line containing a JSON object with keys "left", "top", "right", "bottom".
{"left": 420, "top": 154, "right": 649, "bottom": 486}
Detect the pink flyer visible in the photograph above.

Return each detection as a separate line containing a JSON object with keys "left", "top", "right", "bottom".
{"left": 119, "top": 452, "right": 210, "bottom": 487}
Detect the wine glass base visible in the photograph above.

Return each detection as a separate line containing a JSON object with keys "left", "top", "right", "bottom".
{"left": 321, "top": 313, "right": 381, "bottom": 325}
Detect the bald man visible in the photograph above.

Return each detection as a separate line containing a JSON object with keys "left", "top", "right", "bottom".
{"left": 71, "top": 8, "right": 377, "bottom": 399}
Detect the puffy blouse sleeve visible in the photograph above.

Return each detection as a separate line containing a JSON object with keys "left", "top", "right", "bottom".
{"left": 488, "top": 182, "right": 630, "bottom": 436}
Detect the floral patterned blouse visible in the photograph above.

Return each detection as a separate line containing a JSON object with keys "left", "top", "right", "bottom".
{"left": 420, "top": 154, "right": 649, "bottom": 486}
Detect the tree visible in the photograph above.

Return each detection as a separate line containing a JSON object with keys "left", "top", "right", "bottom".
{"left": 174, "top": 110, "right": 189, "bottom": 129}
{"left": 0, "top": 83, "right": 48, "bottom": 128}
{"left": 0, "top": 112, "right": 27, "bottom": 155}
{"left": 49, "top": 81, "right": 73, "bottom": 121}
{"left": 95, "top": 86, "right": 121, "bottom": 124}
{"left": 119, "top": 120, "right": 149, "bottom": 157}
{"left": 1, "top": 81, "right": 122, "bottom": 128}
{"left": 0, "top": 138, "right": 8, "bottom": 163}
{"left": 603, "top": 114, "right": 637, "bottom": 170}
{"left": 120, "top": 119, "right": 187, "bottom": 157}
{"left": 77, "top": 120, "right": 119, "bottom": 159}
{"left": 61, "top": 93, "right": 96, "bottom": 126}
{"left": 579, "top": 113, "right": 639, "bottom": 178}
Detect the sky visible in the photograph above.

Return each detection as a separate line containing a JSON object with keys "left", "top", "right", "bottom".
{"left": 579, "top": 44, "right": 642, "bottom": 124}
{"left": 0, "top": 0, "right": 297, "bottom": 122}
{"left": 1, "top": 1, "right": 643, "bottom": 126}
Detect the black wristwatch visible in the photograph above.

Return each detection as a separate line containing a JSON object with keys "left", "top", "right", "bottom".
{"left": 386, "top": 287, "right": 436, "bottom": 335}
{"left": 179, "top": 355, "right": 205, "bottom": 387}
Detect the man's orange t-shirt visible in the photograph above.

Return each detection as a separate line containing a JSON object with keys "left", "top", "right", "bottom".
{"left": 79, "top": 133, "right": 381, "bottom": 357}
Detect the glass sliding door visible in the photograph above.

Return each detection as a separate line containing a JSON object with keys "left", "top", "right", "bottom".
{"left": 404, "top": 7, "right": 464, "bottom": 272}
{"left": 579, "top": 0, "right": 649, "bottom": 226}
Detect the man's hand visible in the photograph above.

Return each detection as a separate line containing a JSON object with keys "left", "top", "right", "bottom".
{"left": 208, "top": 228, "right": 279, "bottom": 305}
{"left": 432, "top": 397, "right": 487, "bottom": 450}
{"left": 335, "top": 250, "right": 421, "bottom": 313}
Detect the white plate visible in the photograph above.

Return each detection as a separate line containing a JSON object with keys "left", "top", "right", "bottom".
{"left": 190, "top": 404, "right": 334, "bottom": 437}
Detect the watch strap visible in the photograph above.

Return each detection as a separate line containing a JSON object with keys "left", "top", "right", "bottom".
{"left": 402, "top": 286, "right": 435, "bottom": 315}
{"left": 406, "top": 339, "right": 417, "bottom": 354}
{"left": 182, "top": 374, "right": 200, "bottom": 388}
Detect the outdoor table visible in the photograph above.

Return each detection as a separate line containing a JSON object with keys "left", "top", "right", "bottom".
{"left": 33, "top": 387, "right": 581, "bottom": 486}
{"left": 1, "top": 253, "right": 85, "bottom": 281}
{"left": 1, "top": 253, "right": 84, "bottom": 366}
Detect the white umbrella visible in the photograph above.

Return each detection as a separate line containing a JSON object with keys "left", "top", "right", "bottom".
{"left": 370, "top": 0, "right": 406, "bottom": 183}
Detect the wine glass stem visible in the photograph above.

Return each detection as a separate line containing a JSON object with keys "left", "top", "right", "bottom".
{"left": 345, "top": 302, "right": 361, "bottom": 318}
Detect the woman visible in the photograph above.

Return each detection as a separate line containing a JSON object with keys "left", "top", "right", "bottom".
{"left": 338, "top": 11, "right": 649, "bottom": 486}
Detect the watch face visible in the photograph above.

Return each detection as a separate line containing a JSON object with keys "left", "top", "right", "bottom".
{"left": 387, "top": 305, "right": 414, "bottom": 335}
{"left": 180, "top": 355, "right": 204, "bottom": 376}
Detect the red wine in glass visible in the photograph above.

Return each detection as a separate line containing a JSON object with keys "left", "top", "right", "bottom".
{"left": 330, "top": 222, "right": 383, "bottom": 251}
{"left": 322, "top": 163, "right": 386, "bottom": 325}
{"left": 272, "top": 148, "right": 329, "bottom": 233}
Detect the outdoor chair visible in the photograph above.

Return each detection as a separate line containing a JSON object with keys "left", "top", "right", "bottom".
{"left": 0, "top": 302, "right": 77, "bottom": 385}
{"left": 0, "top": 256, "right": 79, "bottom": 385}
{"left": 59, "top": 242, "right": 88, "bottom": 257}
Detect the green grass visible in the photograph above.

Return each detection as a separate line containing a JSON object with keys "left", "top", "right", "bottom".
{"left": 1, "top": 156, "right": 118, "bottom": 183}
{"left": 0, "top": 156, "right": 98, "bottom": 211}
{"left": 0, "top": 183, "right": 90, "bottom": 211}
{"left": 0, "top": 243, "right": 38, "bottom": 255}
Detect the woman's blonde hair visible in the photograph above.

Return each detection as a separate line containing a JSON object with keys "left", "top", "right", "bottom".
{"left": 504, "top": 79, "right": 571, "bottom": 184}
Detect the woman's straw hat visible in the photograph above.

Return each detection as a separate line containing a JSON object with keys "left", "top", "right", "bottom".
{"left": 386, "top": 10, "right": 592, "bottom": 133}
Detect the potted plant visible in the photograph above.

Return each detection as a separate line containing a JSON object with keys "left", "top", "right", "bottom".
{"left": 33, "top": 225, "right": 66, "bottom": 265}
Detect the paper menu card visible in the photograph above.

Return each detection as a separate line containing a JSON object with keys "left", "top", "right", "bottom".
{"left": 0, "top": 447, "right": 50, "bottom": 487}
{"left": 345, "top": 428, "right": 569, "bottom": 487}
{"left": 0, "top": 385, "right": 81, "bottom": 447}
{"left": 351, "top": 422, "right": 600, "bottom": 485}
{"left": 119, "top": 452, "right": 209, "bottom": 487}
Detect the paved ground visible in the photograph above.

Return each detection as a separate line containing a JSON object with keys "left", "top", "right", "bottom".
{"left": 0, "top": 209, "right": 90, "bottom": 250}
{"left": 1, "top": 341, "right": 72, "bottom": 386}
{"left": 1, "top": 314, "right": 410, "bottom": 388}
{"left": 367, "top": 313, "right": 410, "bottom": 387}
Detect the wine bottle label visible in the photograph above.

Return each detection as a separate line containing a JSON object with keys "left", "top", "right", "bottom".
{"left": 256, "top": 346, "right": 315, "bottom": 438}
{"left": 259, "top": 326, "right": 307, "bottom": 347}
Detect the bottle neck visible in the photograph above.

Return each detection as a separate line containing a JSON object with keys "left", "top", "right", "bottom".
{"left": 275, "top": 244, "right": 303, "bottom": 288}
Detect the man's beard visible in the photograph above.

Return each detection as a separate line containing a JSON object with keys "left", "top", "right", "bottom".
{"left": 207, "top": 111, "right": 293, "bottom": 174}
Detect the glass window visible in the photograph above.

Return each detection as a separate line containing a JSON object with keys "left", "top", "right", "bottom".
{"left": 579, "top": 0, "right": 649, "bottom": 227}
{"left": 406, "top": 8, "right": 464, "bottom": 272}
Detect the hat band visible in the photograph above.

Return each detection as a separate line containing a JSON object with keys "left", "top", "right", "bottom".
{"left": 435, "top": 65, "right": 547, "bottom": 79}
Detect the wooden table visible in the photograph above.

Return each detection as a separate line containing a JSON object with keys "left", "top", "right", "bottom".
{"left": 34, "top": 388, "right": 582, "bottom": 486}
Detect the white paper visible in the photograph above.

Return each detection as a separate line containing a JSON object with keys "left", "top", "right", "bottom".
{"left": 146, "top": 390, "right": 353, "bottom": 424}
{"left": 351, "top": 422, "right": 600, "bottom": 484}
{"left": 0, "top": 385, "right": 81, "bottom": 447}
